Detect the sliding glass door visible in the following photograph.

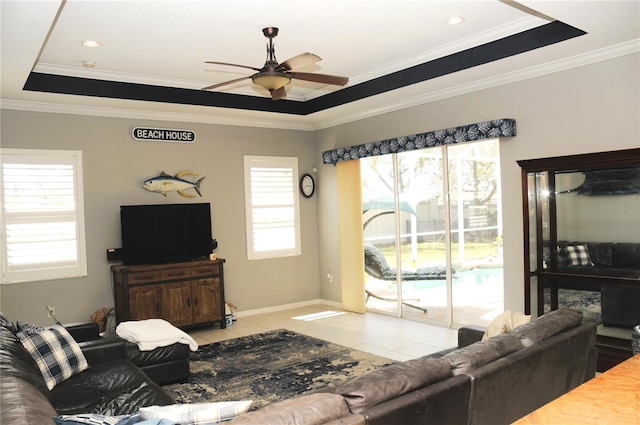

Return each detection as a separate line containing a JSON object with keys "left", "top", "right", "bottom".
{"left": 446, "top": 141, "right": 504, "bottom": 326}
{"left": 362, "top": 140, "right": 503, "bottom": 327}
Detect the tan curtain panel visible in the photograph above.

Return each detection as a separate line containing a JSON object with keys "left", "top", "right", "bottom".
{"left": 337, "top": 159, "right": 366, "bottom": 313}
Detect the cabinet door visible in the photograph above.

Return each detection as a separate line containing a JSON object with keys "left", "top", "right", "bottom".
{"left": 129, "top": 285, "right": 162, "bottom": 321}
{"left": 162, "top": 281, "right": 192, "bottom": 326}
{"left": 191, "top": 278, "right": 221, "bottom": 323}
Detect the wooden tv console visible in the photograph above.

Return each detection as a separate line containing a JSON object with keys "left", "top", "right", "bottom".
{"left": 112, "top": 259, "right": 226, "bottom": 329}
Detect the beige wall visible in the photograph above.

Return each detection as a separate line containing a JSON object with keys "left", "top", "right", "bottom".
{"left": 1, "top": 53, "right": 638, "bottom": 324}
{"left": 315, "top": 53, "right": 640, "bottom": 313}
{"left": 556, "top": 193, "right": 640, "bottom": 243}
{"left": 0, "top": 113, "right": 320, "bottom": 324}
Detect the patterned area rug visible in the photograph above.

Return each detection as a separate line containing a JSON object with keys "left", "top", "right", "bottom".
{"left": 163, "top": 329, "right": 395, "bottom": 410}
{"left": 543, "top": 288, "right": 602, "bottom": 324}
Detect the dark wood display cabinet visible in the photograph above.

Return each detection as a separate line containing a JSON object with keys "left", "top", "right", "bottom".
{"left": 113, "top": 259, "right": 226, "bottom": 329}
{"left": 518, "top": 148, "right": 640, "bottom": 372}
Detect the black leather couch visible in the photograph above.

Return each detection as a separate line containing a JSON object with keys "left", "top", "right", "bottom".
{"left": 101, "top": 330, "right": 190, "bottom": 386}
{"left": 554, "top": 241, "right": 640, "bottom": 282}
{"left": 551, "top": 241, "right": 640, "bottom": 327}
{"left": 0, "top": 313, "right": 174, "bottom": 425}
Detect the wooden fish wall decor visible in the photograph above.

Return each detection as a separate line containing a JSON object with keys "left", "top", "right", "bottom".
{"left": 143, "top": 171, "right": 205, "bottom": 198}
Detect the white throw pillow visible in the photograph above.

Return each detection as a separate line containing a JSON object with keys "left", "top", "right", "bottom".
{"left": 140, "top": 401, "right": 253, "bottom": 424}
{"left": 511, "top": 311, "right": 532, "bottom": 329}
{"left": 482, "top": 310, "right": 512, "bottom": 341}
{"left": 482, "top": 310, "right": 531, "bottom": 341}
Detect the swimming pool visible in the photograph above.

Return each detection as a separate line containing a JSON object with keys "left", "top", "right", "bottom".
{"left": 407, "top": 267, "right": 503, "bottom": 291}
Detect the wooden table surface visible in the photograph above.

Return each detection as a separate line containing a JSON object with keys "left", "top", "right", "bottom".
{"left": 514, "top": 354, "right": 640, "bottom": 424}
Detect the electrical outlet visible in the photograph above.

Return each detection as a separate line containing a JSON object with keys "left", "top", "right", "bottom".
{"left": 46, "top": 305, "right": 55, "bottom": 318}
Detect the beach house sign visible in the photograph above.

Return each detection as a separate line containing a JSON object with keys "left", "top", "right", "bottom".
{"left": 132, "top": 127, "right": 196, "bottom": 143}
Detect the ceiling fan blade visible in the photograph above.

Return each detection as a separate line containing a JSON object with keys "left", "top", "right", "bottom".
{"left": 270, "top": 86, "right": 287, "bottom": 100}
{"left": 205, "top": 61, "right": 261, "bottom": 72}
{"left": 202, "top": 76, "right": 251, "bottom": 91}
{"left": 277, "top": 53, "right": 321, "bottom": 71}
{"left": 289, "top": 72, "right": 349, "bottom": 86}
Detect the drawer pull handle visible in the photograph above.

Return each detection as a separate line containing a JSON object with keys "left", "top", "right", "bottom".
{"left": 156, "top": 302, "right": 160, "bottom": 312}
{"left": 136, "top": 274, "right": 154, "bottom": 280}
{"left": 187, "top": 298, "right": 191, "bottom": 308}
{"left": 194, "top": 297, "right": 198, "bottom": 307}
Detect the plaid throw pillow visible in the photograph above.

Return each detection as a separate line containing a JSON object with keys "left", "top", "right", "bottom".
{"left": 16, "top": 320, "right": 46, "bottom": 335}
{"left": 559, "top": 244, "right": 594, "bottom": 266}
{"left": 19, "top": 323, "right": 88, "bottom": 390}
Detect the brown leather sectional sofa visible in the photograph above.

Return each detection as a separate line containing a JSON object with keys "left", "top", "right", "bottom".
{"left": 1, "top": 308, "right": 596, "bottom": 425}
{"left": 229, "top": 308, "right": 597, "bottom": 425}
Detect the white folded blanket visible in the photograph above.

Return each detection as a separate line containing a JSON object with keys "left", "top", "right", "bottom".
{"left": 116, "top": 319, "right": 198, "bottom": 351}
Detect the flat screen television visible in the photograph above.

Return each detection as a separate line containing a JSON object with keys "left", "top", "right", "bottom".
{"left": 120, "top": 203, "right": 212, "bottom": 265}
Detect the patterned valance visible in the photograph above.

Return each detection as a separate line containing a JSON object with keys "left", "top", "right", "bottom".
{"left": 322, "top": 119, "right": 516, "bottom": 165}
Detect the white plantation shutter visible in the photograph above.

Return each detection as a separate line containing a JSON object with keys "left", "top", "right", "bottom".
{"left": 244, "top": 156, "right": 301, "bottom": 260}
{"left": 1, "top": 149, "right": 87, "bottom": 283}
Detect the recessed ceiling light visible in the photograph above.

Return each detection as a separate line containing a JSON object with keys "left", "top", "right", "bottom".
{"left": 82, "top": 61, "right": 96, "bottom": 68}
{"left": 82, "top": 40, "right": 101, "bottom": 48}
{"left": 446, "top": 16, "right": 465, "bottom": 25}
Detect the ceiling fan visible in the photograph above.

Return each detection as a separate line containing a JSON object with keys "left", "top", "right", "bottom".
{"left": 202, "top": 27, "right": 349, "bottom": 100}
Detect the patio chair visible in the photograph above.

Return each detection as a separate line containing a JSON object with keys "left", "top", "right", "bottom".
{"left": 363, "top": 243, "right": 454, "bottom": 313}
{"left": 364, "top": 284, "right": 428, "bottom": 313}
{"left": 364, "top": 243, "right": 451, "bottom": 281}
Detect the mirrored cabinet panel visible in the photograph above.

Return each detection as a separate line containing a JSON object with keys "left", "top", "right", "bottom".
{"left": 518, "top": 148, "right": 640, "bottom": 371}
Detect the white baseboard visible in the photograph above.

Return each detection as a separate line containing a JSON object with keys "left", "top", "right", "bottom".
{"left": 235, "top": 299, "right": 342, "bottom": 318}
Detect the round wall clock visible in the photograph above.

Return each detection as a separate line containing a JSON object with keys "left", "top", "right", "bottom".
{"left": 300, "top": 173, "right": 315, "bottom": 198}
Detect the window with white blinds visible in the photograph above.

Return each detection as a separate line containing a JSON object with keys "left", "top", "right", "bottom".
{"left": 244, "top": 156, "right": 301, "bottom": 260}
{"left": 1, "top": 149, "right": 87, "bottom": 284}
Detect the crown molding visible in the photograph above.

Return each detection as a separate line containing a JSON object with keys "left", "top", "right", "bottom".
{"left": 313, "top": 16, "right": 547, "bottom": 91}
{"left": 3, "top": 39, "right": 637, "bottom": 131}
{"left": 0, "top": 99, "right": 316, "bottom": 131}
{"left": 310, "top": 39, "right": 639, "bottom": 130}
{"left": 32, "top": 63, "right": 311, "bottom": 102}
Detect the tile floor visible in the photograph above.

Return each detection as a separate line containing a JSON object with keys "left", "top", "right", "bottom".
{"left": 188, "top": 303, "right": 459, "bottom": 362}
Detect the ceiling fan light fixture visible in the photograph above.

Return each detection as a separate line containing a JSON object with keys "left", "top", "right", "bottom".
{"left": 203, "top": 27, "right": 348, "bottom": 99}
{"left": 252, "top": 73, "right": 291, "bottom": 91}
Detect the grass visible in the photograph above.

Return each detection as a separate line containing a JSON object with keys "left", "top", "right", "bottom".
{"left": 377, "top": 241, "right": 500, "bottom": 268}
